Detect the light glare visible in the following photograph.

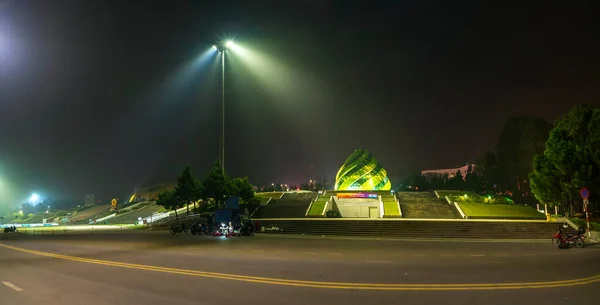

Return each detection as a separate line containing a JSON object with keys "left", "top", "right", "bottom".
{"left": 30, "top": 193, "right": 40, "bottom": 202}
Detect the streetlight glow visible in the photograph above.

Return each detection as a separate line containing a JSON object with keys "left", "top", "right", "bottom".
{"left": 225, "top": 40, "right": 234, "bottom": 48}
{"left": 29, "top": 193, "right": 40, "bottom": 202}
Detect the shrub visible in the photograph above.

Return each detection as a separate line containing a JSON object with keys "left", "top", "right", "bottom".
{"left": 570, "top": 218, "right": 600, "bottom": 232}
{"left": 325, "top": 210, "right": 341, "bottom": 218}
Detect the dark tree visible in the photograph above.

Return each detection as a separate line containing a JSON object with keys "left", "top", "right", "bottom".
{"left": 530, "top": 105, "right": 600, "bottom": 216}
{"left": 202, "top": 161, "right": 231, "bottom": 208}
{"left": 230, "top": 177, "right": 255, "bottom": 203}
{"left": 404, "top": 173, "right": 431, "bottom": 190}
{"left": 174, "top": 165, "right": 203, "bottom": 215}
{"left": 475, "top": 151, "right": 499, "bottom": 195}
{"left": 464, "top": 164, "right": 481, "bottom": 193}
{"left": 155, "top": 190, "right": 181, "bottom": 219}
{"left": 496, "top": 116, "right": 551, "bottom": 199}
{"left": 449, "top": 170, "right": 465, "bottom": 190}
{"left": 429, "top": 175, "right": 445, "bottom": 190}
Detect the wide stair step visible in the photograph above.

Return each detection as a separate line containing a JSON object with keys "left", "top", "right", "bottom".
{"left": 253, "top": 193, "right": 315, "bottom": 218}
{"left": 400, "top": 203, "right": 459, "bottom": 219}
{"left": 254, "top": 219, "right": 573, "bottom": 239}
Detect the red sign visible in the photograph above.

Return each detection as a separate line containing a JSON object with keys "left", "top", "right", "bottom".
{"left": 580, "top": 188, "right": 589, "bottom": 199}
{"left": 337, "top": 192, "right": 378, "bottom": 199}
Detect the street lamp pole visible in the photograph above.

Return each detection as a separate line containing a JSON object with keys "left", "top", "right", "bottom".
{"left": 221, "top": 49, "right": 225, "bottom": 173}
{"left": 215, "top": 40, "right": 233, "bottom": 174}
{"left": 214, "top": 41, "right": 234, "bottom": 174}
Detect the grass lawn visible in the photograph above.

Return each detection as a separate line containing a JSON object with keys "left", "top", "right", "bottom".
{"left": 307, "top": 197, "right": 328, "bottom": 216}
{"left": 255, "top": 192, "right": 284, "bottom": 199}
{"left": 307, "top": 202, "right": 325, "bottom": 216}
{"left": 459, "top": 202, "right": 545, "bottom": 219}
{"left": 437, "top": 190, "right": 513, "bottom": 205}
{"left": 383, "top": 200, "right": 400, "bottom": 216}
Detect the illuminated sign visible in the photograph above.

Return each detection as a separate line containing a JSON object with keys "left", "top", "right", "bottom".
{"left": 337, "top": 193, "right": 378, "bottom": 199}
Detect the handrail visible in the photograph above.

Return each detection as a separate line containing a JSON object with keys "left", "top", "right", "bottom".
{"left": 305, "top": 195, "right": 317, "bottom": 216}
{"left": 453, "top": 202, "right": 467, "bottom": 219}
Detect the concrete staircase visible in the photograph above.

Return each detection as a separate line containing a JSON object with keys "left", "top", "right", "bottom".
{"left": 254, "top": 219, "right": 575, "bottom": 239}
{"left": 253, "top": 193, "right": 316, "bottom": 218}
{"left": 398, "top": 192, "right": 460, "bottom": 219}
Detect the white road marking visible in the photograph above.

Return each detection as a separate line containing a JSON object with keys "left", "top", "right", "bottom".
{"left": 261, "top": 256, "right": 288, "bottom": 260}
{"left": 328, "top": 252, "right": 342, "bottom": 256}
{"left": 470, "top": 254, "right": 486, "bottom": 257}
{"left": 2, "top": 282, "right": 23, "bottom": 292}
{"left": 303, "top": 252, "right": 317, "bottom": 255}
{"left": 251, "top": 249, "right": 263, "bottom": 252}
{"left": 366, "top": 260, "right": 394, "bottom": 263}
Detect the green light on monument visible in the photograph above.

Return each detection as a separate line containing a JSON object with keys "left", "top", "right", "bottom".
{"left": 334, "top": 149, "right": 391, "bottom": 191}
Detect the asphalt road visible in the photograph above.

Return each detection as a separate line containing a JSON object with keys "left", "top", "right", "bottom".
{"left": 0, "top": 232, "right": 599, "bottom": 305}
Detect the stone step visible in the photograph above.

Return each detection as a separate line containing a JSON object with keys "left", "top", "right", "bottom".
{"left": 400, "top": 203, "right": 459, "bottom": 219}
{"left": 253, "top": 219, "right": 573, "bottom": 239}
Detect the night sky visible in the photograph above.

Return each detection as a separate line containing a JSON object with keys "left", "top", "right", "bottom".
{"left": 0, "top": 0, "right": 598, "bottom": 206}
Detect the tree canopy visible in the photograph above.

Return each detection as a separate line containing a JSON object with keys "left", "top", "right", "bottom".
{"left": 155, "top": 189, "right": 181, "bottom": 218}
{"left": 529, "top": 105, "right": 600, "bottom": 215}
{"left": 495, "top": 116, "right": 551, "bottom": 196}
{"left": 229, "top": 177, "right": 255, "bottom": 203}
{"left": 202, "top": 160, "right": 232, "bottom": 208}
{"left": 174, "top": 165, "right": 203, "bottom": 214}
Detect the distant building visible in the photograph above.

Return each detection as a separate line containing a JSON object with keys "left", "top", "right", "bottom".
{"left": 84, "top": 194, "right": 95, "bottom": 206}
{"left": 421, "top": 164, "right": 475, "bottom": 181}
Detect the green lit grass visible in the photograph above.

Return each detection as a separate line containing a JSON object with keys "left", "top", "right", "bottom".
{"left": 383, "top": 200, "right": 400, "bottom": 216}
{"left": 458, "top": 202, "right": 544, "bottom": 219}
{"left": 437, "top": 190, "right": 513, "bottom": 204}
{"left": 307, "top": 197, "right": 328, "bottom": 216}
{"left": 307, "top": 202, "right": 325, "bottom": 216}
{"left": 255, "top": 192, "right": 284, "bottom": 199}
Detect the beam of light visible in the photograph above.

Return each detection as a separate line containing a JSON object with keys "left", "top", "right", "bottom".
{"left": 98, "top": 46, "right": 219, "bottom": 188}
{"left": 226, "top": 41, "right": 331, "bottom": 115}
{"left": 0, "top": 164, "right": 26, "bottom": 216}
{"left": 169, "top": 46, "right": 218, "bottom": 87}
{"left": 227, "top": 42, "right": 301, "bottom": 101}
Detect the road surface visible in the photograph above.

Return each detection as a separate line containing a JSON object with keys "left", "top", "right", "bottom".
{"left": 1, "top": 232, "right": 598, "bottom": 305}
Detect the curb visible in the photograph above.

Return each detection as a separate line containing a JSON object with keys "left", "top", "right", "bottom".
{"left": 254, "top": 233, "right": 550, "bottom": 243}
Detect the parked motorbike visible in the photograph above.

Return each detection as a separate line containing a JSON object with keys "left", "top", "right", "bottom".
{"left": 190, "top": 223, "right": 209, "bottom": 235}
{"left": 211, "top": 223, "right": 241, "bottom": 238}
{"left": 3, "top": 226, "right": 17, "bottom": 233}
{"left": 170, "top": 223, "right": 189, "bottom": 235}
{"left": 552, "top": 225, "right": 585, "bottom": 248}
